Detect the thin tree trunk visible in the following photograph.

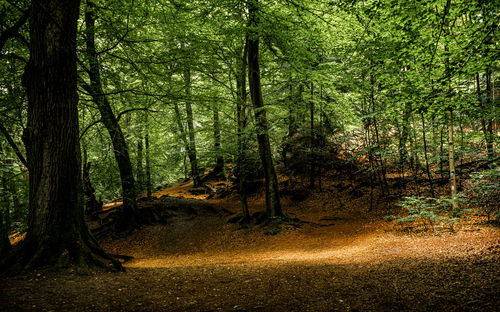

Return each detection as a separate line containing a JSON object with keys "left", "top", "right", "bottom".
{"left": 444, "top": 14, "right": 458, "bottom": 215}
{"left": 369, "top": 77, "right": 388, "bottom": 195}
{"left": 421, "top": 112, "right": 435, "bottom": 197}
{"left": 0, "top": 123, "right": 27, "bottom": 168}
{"left": 213, "top": 107, "right": 224, "bottom": 176}
{"left": 184, "top": 68, "right": 201, "bottom": 187}
{"left": 173, "top": 104, "right": 190, "bottom": 182}
{"left": 476, "top": 73, "right": 491, "bottom": 158}
{"left": 145, "top": 114, "right": 152, "bottom": 198}
{"left": 448, "top": 108, "right": 458, "bottom": 214}
{"left": 440, "top": 128, "right": 445, "bottom": 181}
{"left": 0, "top": 204, "right": 10, "bottom": 255}
{"left": 309, "top": 82, "right": 315, "bottom": 189}
{"left": 236, "top": 40, "right": 250, "bottom": 220}
{"left": 399, "top": 102, "right": 410, "bottom": 181}
{"left": 0, "top": 144, "right": 11, "bottom": 254}
{"left": 485, "top": 68, "right": 495, "bottom": 159}
{"left": 136, "top": 135, "right": 144, "bottom": 193}
{"left": 85, "top": 1, "right": 137, "bottom": 231}
{"left": 247, "top": 0, "right": 283, "bottom": 218}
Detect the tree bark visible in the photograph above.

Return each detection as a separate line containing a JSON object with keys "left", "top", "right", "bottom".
{"left": 213, "top": 107, "right": 224, "bottom": 176}
{"left": 421, "top": 112, "right": 435, "bottom": 197}
{"left": 4, "top": 0, "right": 122, "bottom": 272}
{"left": 0, "top": 144, "right": 11, "bottom": 255}
{"left": 0, "top": 204, "right": 10, "bottom": 255}
{"left": 444, "top": 11, "right": 458, "bottom": 214}
{"left": 247, "top": 0, "right": 283, "bottom": 218}
{"left": 448, "top": 108, "right": 458, "bottom": 213}
{"left": 136, "top": 134, "right": 144, "bottom": 193}
{"left": 476, "top": 73, "right": 492, "bottom": 158}
{"left": 236, "top": 40, "right": 250, "bottom": 220}
{"left": 145, "top": 114, "right": 152, "bottom": 198}
{"left": 309, "top": 82, "right": 315, "bottom": 189}
{"left": 84, "top": 0, "right": 137, "bottom": 231}
{"left": 484, "top": 69, "right": 495, "bottom": 159}
{"left": 184, "top": 68, "right": 202, "bottom": 187}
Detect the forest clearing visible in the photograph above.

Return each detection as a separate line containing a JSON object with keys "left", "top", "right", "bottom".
{"left": 0, "top": 0, "right": 499, "bottom": 311}
{"left": 1, "top": 175, "right": 499, "bottom": 311}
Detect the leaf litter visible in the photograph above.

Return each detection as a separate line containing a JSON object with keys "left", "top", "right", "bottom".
{"left": 1, "top": 178, "right": 499, "bottom": 311}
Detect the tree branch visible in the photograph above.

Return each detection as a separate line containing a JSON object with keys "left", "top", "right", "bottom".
{"left": 0, "top": 122, "right": 27, "bottom": 168}
{"left": 0, "top": 6, "right": 30, "bottom": 53}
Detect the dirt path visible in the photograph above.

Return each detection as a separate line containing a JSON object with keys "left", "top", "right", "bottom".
{"left": 1, "top": 190, "right": 499, "bottom": 311}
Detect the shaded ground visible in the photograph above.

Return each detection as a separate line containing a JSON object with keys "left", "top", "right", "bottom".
{"left": 1, "top": 179, "right": 499, "bottom": 311}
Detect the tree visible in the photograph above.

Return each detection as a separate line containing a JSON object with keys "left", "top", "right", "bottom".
{"left": 84, "top": 0, "right": 138, "bottom": 231}
{"left": 1, "top": 0, "right": 121, "bottom": 272}
{"left": 247, "top": 0, "right": 283, "bottom": 218}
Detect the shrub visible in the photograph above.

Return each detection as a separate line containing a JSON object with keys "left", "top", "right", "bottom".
{"left": 387, "top": 195, "right": 463, "bottom": 232}
{"left": 464, "top": 168, "right": 500, "bottom": 221}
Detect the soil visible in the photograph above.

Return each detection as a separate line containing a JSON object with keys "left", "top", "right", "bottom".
{"left": 1, "top": 179, "right": 499, "bottom": 311}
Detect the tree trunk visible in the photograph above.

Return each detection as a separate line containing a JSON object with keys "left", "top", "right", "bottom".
{"left": 0, "top": 147, "right": 11, "bottom": 254}
{"left": 184, "top": 68, "right": 202, "bottom": 187}
{"left": 421, "top": 112, "right": 435, "bottom": 197}
{"left": 136, "top": 135, "right": 144, "bottom": 193}
{"left": 309, "top": 82, "right": 315, "bottom": 189}
{"left": 247, "top": 0, "right": 283, "bottom": 218}
{"left": 444, "top": 14, "right": 458, "bottom": 215}
{"left": 399, "top": 102, "right": 410, "bottom": 179}
{"left": 439, "top": 128, "right": 444, "bottom": 181}
{"left": 3, "top": 0, "right": 121, "bottom": 272}
{"left": 84, "top": 1, "right": 137, "bottom": 231}
{"left": 236, "top": 40, "right": 250, "bottom": 220}
{"left": 172, "top": 101, "right": 191, "bottom": 181}
{"left": 485, "top": 69, "right": 495, "bottom": 159}
{"left": 145, "top": 114, "right": 152, "bottom": 198}
{"left": 213, "top": 107, "right": 224, "bottom": 176}
{"left": 0, "top": 205, "right": 10, "bottom": 255}
{"left": 476, "top": 73, "right": 492, "bottom": 158}
{"left": 82, "top": 160, "right": 102, "bottom": 217}
{"left": 448, "top": 108, "right": 458, "bottom": 214}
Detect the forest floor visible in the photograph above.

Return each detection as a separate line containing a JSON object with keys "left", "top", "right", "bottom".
{"left": 1, "top": 177, "right": 499, "bottom": 311}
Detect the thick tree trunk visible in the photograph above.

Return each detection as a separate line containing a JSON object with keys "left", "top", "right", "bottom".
{"left": 184, "top": 68, "right": 202, "bottom": 187}
{"left": 247, "top": 0, "right": 283, "bottom": 218}
{"left": 85, "top": 1, "right": 137, "bottom": 231}
{"left": 3, "top": 0, "right": 121, "bottom": 272}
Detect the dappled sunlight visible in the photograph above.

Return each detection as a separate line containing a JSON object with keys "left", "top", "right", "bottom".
{"left": 109, "top": 222, "right": 499, "bottom": 270}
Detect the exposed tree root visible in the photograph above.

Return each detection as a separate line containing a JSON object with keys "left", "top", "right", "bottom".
{"left": 1, "top": 231, "right": 123, "bottom": 276}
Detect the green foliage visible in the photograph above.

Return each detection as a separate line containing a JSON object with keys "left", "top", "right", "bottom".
{"left": 464, "top": 168, "right": 500, "bottom": 221}
{"left": 387, "top": 195, "right": 464, "bottom": 232}
{"left": 0, "top": 0, "right": 497, "bottom": 222}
